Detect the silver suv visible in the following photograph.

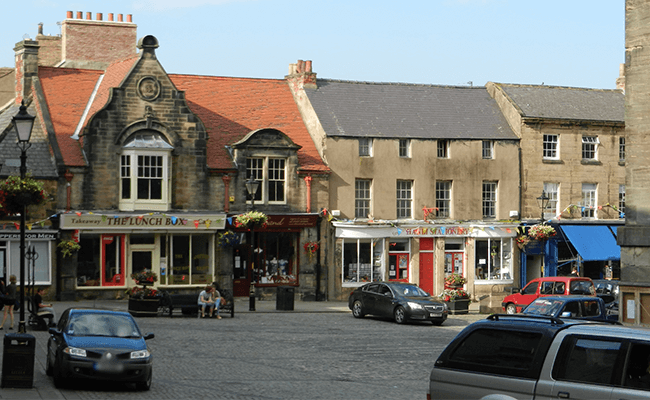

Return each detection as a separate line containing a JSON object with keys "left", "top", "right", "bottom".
{"left": 428, "top": 315, "right": 650, "bottom": 400}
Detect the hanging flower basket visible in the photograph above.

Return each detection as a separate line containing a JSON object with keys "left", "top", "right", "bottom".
{"left": 528, "top": 224, "right": 556, "bottom": 241}
{"left": 58, "top": 239, "right": 81, "bottom": 258}
{"left": 234, "top": 211, "right": 268, "bottom": 229}
{"left": 218, "top": 230, "right": 241, "bottom": 248}
{"left": 0, "top": 175, "right": 46, "bottom": 216}
{"left": 516, "top": 235, "right": 531, "bottom": 250}
{"left": 303, "top": 241, "right": 319, "bottom": 259}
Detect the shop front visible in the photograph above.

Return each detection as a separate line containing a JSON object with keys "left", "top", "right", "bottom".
{"left": 228, "top": 214, "right": 320, "bottom": 300}
{"left": 0, "top": 229, "right": 57, "bottom": 288}
{"left": 59, "top": 213, "right": 226, "bottom": 298}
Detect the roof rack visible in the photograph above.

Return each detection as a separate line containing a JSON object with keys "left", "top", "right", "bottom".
{"left": 487, "top": 313, "right": 565, "bottom": 325}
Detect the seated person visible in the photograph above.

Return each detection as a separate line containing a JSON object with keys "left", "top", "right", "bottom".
{"left": 34, "top": 287, "right": 56, "bottom": 327}
{"left": 197, "top": 285, "right": 217, "bottom": 318}
{"left": 211, "top": 282, "right": 223, "bottom": 319}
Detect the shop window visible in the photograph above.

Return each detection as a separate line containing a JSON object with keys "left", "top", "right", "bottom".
{"left": 246, "top": 157, "right": 286, "bottom": 204}
{"left": 160, "top": 234, "right": 215, "bottom": 286}
{"left": 389, "top": 239, "right": 410, "bottom": 281}
{"left": 252, "top": 232, "right": 297, "bottom": 285}
{"left": 101, "top": 235, "right": 125, "bottom": 286}
{"left": 9, "top": 241, "right": 52, "bottom": 285}
{"left": 343, "top": 239, "right": 384, "bottom": 286}
{"left": 169, "top": 235, "right": 190, "bottom": 285}
{"left": 120, "top": 132, "right": 172, "bottom": 212}
{"left": 475, "top": 238, "right": 513, "bottom": 282}
{"left": 444, "top": 240, "right": 464, "bottom": 278}
{"left": 76, "top": 235, "right": 101, "bottom": 287}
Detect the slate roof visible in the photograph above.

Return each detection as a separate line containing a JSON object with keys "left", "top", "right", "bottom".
{"left": 305, "top": 80, "right": 517, "bottom": 140}
{"left": 170, "top": 74, "right": 328, "bottom": 173}
{"left": 494, "top": 83, "right": 625, "bottom": 123}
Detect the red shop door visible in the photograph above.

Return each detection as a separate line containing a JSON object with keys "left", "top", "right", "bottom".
{"left": 419, "top": 238, "right": 434, "bottom": 294}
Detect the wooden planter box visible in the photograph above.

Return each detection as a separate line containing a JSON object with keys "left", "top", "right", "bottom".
{"left": 128, "top": 297, "right": 160, "bottom": 317}
{"left": 446, "top": 299, "right": 470, "bottom": 315}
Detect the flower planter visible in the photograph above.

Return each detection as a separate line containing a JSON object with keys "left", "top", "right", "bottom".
{"left": 128, "top": 297, "right": 160, "bottom": 317}
{"left": 445, "top": 299, "right": 470, "bottom": 315}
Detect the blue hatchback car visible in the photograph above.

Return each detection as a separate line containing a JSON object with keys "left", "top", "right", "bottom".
{"left": 522, "top": 295, "right": 617, "bottom": 322}
{"left": 46, "top": 308, "right": 154, "bottom": 390}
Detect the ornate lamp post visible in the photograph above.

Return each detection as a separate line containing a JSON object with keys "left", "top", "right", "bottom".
{"left": 245, "top": 177, "right": 260, "bottom": 311}
{"left": 13, "top": 101, "right": 35, "bottom": 333}
{"left": 536, "top": 191, "right": 550, "bottom": 276}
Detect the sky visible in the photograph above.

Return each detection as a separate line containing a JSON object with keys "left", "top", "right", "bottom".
{"left": 1, "top": 0, "right": 624, "bottom": 89}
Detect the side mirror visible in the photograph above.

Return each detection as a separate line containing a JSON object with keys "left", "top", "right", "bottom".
{"left": 560, "top": 311, "right": 572, "bottom": 318}
{"left": 143, "top": 332, "right": 155, "bottom": 340}
{"left": 48, "top": 327, "right": 60, "bottom": 335}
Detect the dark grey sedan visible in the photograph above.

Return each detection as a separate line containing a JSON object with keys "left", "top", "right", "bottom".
{"left": 348, "top": 282, "right": 448, "bottom": 325}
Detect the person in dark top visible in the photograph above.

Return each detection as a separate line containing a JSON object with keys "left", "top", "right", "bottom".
{"left": 34, "top": 287, "right": 56, "bottom": 327}
{"left": 1, "top": 275, "right": 17, "bottom": 330}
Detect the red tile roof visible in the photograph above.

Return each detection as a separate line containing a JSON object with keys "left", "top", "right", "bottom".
{"left": 170, "top": 74, "right": 328, "bottom": 173}
{"left": 38, "top": 67, "right": 103, "bottom": 166}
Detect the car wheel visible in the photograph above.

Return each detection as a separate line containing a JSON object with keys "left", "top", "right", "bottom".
{"left": 506, "top": 303, "right": 517, "bottom": 314}
{"left": 394, "top": 306, "right": 406, "bottom": 324}
{"left": 431, "top": 319, "right": 444, "bottom": 326}
{"left": 45, "top": 344, "right": 53, "bottom": 376}
{"left": 352, "top": 300, "right": 365, "bottom": 318}
{"left": 135, "top": 369, "right": 152, "bottom": 391}
{"left": 53, "top": 367, "right": 66, "bottom": 388}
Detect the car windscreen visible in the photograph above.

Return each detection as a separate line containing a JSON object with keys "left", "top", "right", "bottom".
{"left": 67, "top": 313, "right": 141, "bottom": 338}
{"left": 524, "top": 299, "right": 564, "bottom": 316}
{"left": 397, "top": 285, "right": 429, "bottom": 297}
{"left": 570, "top": 281, "right": 595, "bottom": 295}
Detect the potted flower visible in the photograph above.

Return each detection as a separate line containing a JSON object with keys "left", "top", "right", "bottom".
{"left": 438, "top": 288, "right": 471, "bottom": 315}
{"left": 218, "top": 230, "right": 241, "bottom": 248}
{"left": 515, "top": 235, "right": 530, "bottom": 250}
{"left": 127, "top": 270, "right": 160, "bottom": 317}
{"left": 528, "top": 224, "right": 557, "bottom": 241}
{"left": 303, "top": 241, "right": 319, "bottom": 259}
{"left": 0, "top": 175, "right": 46, "bottom": 216}
{"left": 58, "top": 239, "right": 81, "bottom": 258}
{"left": 234, "top": 211, "right": 268, "bottom": 229}
{"left": 444, "top": 273, "right": 466, "bottom": 288}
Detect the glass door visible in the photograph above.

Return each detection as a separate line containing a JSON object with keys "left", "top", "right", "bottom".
{"left": 101, "top": 235, "right": 125, "bottom": 286}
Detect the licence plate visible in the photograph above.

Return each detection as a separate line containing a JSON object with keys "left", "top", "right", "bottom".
{"left": 430, "top": 313, "right": 442, "bottom": 318}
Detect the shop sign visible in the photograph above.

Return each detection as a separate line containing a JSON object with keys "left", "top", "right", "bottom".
{"left": 60, "top": 213, "right": 226, "bottom": 230}
{"left": 0, "top": 232, "right": 57, "bottom": 240}
{"left": 231, "top": 214, "right": 318, "bottom": 229}
{"left": 402, "top": 226, "right": 470, "bottom": 236}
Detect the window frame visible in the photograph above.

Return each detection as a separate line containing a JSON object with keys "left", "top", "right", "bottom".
{"left": 437, "top": 140, "right": 449, "bottom": 158}
{"left": 246, "top": 157, "right": 287, "bottom": 205}
{"left": 436, "top": 181, "right": 452, "bottom": 218}
{"left": 482, "top": 181, "right": 498, "bottom": 219}
{"left": 399, "top": 139, "right": 411, "bottom": 158}
{"left": 119, "top": 148, "right": 171, "bottom": 212}
{"left": 543, "top": 134, "right": 559, "bottom": 160}
{"left": 474, "top": 237, "right": 513, "bottom": 282}
{"left": 582, "top": 136, "right": 600, "bottom": 160}
{"left": 543, "top": 182, "right": 559, "bottom": 219}
{"left": 482, "top": 140, "right": 494, "bottom": 159}
{"left": 355, "top": 179, "right": 372, "bottom": 219}
{"left": 619, "top": 185, "right": 625, "bottom": 219}
{"left": 396, "top": 180, "right": 413, "bottom": 219}
{"left": 359, "top": 138, "right": 373, "bottom": 157}
{"left": 342, "top": 238, "right": 385, "bottom": 287}
{"left": 582, "top": 183, "right": 597, "bottom": 218}
{"left": 619, "top": 137, "right": 626, "bottom": 163}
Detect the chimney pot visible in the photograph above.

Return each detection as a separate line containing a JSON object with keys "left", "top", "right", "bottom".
{"left": 66, "top": 11, "right": 73, "bottom": 19}
{"left": 118, "top": 14, "right": 123, "bottom": 22}
{"left": 86, "top": 12, "right": 91, "bottom": 20}
{"left": 127, "top": 14, "right": 132, "bottom": 22}
{"left": 297, "top": 59, "right": 304, "bottom": 73}
{"left": 38, "top": 23, "right": 43, "bottom": 35}
{"left": 76, "top": 11, "right": 82, "bottom": 19}
{"left": 97, "top": 13, "right": 102, "bottom": 21}
{"left": 305, "top": 60, "right": 312, "bottom": 73}
{"left": 108, "top": 13, "right": 114, "bottom": 21}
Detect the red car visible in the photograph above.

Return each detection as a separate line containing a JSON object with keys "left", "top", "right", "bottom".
{"left": 501, "top": 276, "right": 595, "bottom": 314}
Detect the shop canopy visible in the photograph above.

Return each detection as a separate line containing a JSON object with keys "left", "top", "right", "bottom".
{"left": 560, "top": 225, "right": 620, "bottom": 261}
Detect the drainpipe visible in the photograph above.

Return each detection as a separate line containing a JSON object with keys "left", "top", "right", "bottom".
{"left": 316, "top": 213, "right": 322, "bottom": 301}
{"left": 304, "top": 175, "right": 312, "bottom": 213}
{"left": 64, "top": 169, "right": 74, "bottom": 212}
{"left": 222, "top": 175, "right": 231, "bottom": 213}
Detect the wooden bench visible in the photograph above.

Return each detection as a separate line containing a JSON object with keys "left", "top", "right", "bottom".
{"left": 162, "top": 289, "right": 234, "bottom": 318}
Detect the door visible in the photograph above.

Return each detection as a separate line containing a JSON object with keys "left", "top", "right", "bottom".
{"left": 389, "top": 254, "right": 409, "bottom": 282}
{"left": 419, "top": 238, "right": 435, "bottom": 295}
{"left": 131, "top": 250, "right": 153, "bottom": 278}
{"left": 101, "top": 235, "right": 125, "bottom": 286}
{"left": 232, "top": 246, "right": 250, "bottom": 297}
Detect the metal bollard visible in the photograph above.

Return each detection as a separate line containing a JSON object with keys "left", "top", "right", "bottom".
{"left": 249, "top": 283, "right": 256, "bottom": 311}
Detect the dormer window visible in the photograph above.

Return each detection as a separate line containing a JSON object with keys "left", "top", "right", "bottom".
{"left": 246, "top": 157, "right": 286, "bottom": 204}
{"left": 120, "top": 132, "right": 172, "bottom": 211}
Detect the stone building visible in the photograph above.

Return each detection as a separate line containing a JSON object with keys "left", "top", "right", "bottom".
{"left": 487, "top": 82, "right": 625, "bottom": 287}
{"left": 0, "top": 11, "right": 329, "bottom": 302}
{"left": 287, "top": 61, "right": 521, "bottom": 308}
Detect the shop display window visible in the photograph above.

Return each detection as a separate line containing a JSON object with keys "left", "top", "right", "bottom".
{"left": 9, "top": 240, "right": 52, "bottom": 285}
{"left": 475, "top": 238, "right": 513, "bottom": 282}
{"left": 343, "top": 239, "right": 384, "bottom": 286}
{"left": 77, "top": 235, "right": 101, "bottom": 286}
{"left": 253, "top": 232, "right": 297, "bottom": 285}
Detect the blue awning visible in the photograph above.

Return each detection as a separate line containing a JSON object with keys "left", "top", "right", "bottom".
{"left": 560, "top": 225, "right": 620, "bottom": 261}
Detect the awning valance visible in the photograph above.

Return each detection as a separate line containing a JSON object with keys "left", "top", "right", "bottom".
{"left": 560, "top": 225, "right": 620, "bottom": 261}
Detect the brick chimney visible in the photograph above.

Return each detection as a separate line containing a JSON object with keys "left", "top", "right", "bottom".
{"left": 36, "top": 22, "right": 63, "bottom": 67}
{"left": 286, "top": 59, "right": 317, "bottom": 89}
{"left": 14, "top": 39, "right": 39, "bottom": 104}
{"left": 61, "top": 10, "right": 137, "bottom": 67}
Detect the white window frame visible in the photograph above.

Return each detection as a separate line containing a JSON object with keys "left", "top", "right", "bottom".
{"left": 399, "top": 139, "right": 411, "bottom": 158}
{"left": 396, "top": 180, "right": 413, "bottom": 219}
{"left": 619, "top": 137, "right": 626, "bottom": 162}
{"left": 482, "top": 140, "right": 494, "bottom": 159}
{"left": 355, "top": 179, "right": 372, "bottom": 219}
{"left": 543, "top": 182, "right": 559, "bottom": 219}
{"left": 474, "top": 237, "right": 513, "bottom": 283}
{"left": 119, "top": 149, "right": 171, "bottom": 212}
{"left": 359, "top": 138, "right": 373, "bottom": 157}
{"left": 582, "top": 136, "right": 599, "bottom": 160}
{"left": 342, "top": 238, "right": 385, "bottom": 287}
{"left": 246, "top": 157, "right": 287, "bottom": 205}
{"left": 437, "top": 140, "right": 449, "bottom": 158}
{"left": 543, "top": 134, "right": 559, "bottom": 160}
{"left": 436, "top": 181, "right": 452, "bottom": 218}
{"left": 582, "top": 183, "right": 597, "bottom": 218}
{"left": 482, "top": 181, "right": 498, "bottom": 219}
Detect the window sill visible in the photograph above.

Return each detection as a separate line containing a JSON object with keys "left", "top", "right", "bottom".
{"left": 580, "top": 159, "right": 602, "bottom": 166}
{"left": 619, "top": 161, "right": 626, "bottom": 166}
{"left": 542, "top": 159, "right": 563, "bottom": 164}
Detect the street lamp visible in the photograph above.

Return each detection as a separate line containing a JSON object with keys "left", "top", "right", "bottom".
{"left": 536, "top": 191, "right": 550, "bottom": 277}
{"left": 13, "top": 101, "right": 35, "bottom": 333}
{"left": 245, "top": 176, "right": 260, "bottom": 311}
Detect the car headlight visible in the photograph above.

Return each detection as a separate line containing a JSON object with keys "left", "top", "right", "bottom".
{"left": 130, "top": 350, "right": 151, "bottom": 359}
{"left": 407, "top": 302, "right": 423, "bottom": 310}
{"left": 63, "top": 347, "right": 87, "bottom": 357}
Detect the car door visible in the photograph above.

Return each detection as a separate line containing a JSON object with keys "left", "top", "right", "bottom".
{"left": 362, "top": 283, "right": 381, "bottom": 315}
{"left": 374, "top": 284, "right": 395, "bottom": 317}
{"left": 516, "top": 281, "right": 540, "bottom": 309}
